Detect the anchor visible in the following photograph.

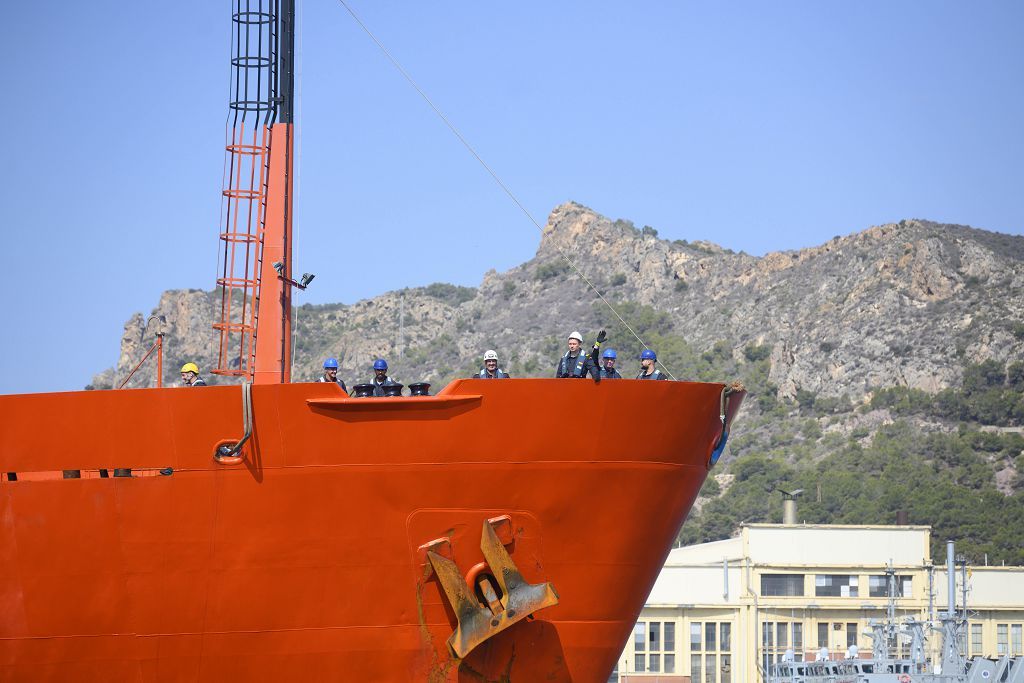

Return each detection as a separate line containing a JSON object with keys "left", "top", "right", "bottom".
{"left": 425, "top": 516, "right": 559, "bottom": 659}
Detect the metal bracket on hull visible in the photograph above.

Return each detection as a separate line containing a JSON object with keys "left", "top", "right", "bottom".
{"left": 710, "top": 382, "right": 745, "bottom": 467}
{"left": 214, "top": 382, "right": 253, "bottom": 465}
{"left": 426, "top": 518, "right": 559, "bottom": 659}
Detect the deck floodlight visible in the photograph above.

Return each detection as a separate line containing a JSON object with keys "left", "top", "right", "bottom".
{"left": 299, "top": 273, "right": 315, "bottom": 288}
{"left": 272, "top": 261, "right": 285, "bottom": 275}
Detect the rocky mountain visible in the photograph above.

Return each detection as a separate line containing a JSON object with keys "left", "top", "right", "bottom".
{"left": 91, "top": 202, "right": 1024, "bottom": 561}
{"left": 94, "top": 201, "right": 1024, "bottom": 398}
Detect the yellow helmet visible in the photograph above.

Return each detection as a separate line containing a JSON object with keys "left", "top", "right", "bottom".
{"left": 180, "top": 362, "right": 199, "bottom": 374}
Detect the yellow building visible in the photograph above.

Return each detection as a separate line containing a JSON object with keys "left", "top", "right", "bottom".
{"left": 616, "top": 524, "right": 1024, "bottom": 683}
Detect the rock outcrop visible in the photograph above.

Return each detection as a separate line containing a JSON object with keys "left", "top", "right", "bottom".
{"left": 93, "top": 202, "right": 1024, "bottom": 405}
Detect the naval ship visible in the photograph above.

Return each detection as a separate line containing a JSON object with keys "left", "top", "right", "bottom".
{"left": 767, "top": 541, "right": 1023, "bottom": 683}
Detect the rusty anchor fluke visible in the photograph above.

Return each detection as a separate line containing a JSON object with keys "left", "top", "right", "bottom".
{"left": 426, "top": 518, "right": 559, "bottom": 659}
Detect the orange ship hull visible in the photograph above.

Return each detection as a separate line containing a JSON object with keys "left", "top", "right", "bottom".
{"left": 0, "top": 379, "right": 743, "bottom": 682}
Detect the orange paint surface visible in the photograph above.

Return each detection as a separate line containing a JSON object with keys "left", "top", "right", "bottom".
{"left": 0, "top": 379, "right": 743, "bottom": 681}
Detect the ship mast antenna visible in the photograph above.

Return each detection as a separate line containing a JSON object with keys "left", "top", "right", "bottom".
{"left": 213, "top": 0, "right": 298, "bottom": 384}
{"left": 334, "top": 0, "right": 676, "bottom": 379}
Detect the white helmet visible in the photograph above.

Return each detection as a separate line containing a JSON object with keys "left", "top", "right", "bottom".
{"left": 483, "top": 349, "right": 498, "bottom": 361}
{"left": 568, "top": 331, "right": 583, "bottom": 342}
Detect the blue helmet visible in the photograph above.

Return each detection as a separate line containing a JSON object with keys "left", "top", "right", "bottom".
{"left": 373, "top": 359, "right": 388, "bottom": 371}
{"left": 323, "top": 357, "right": 339, "bottom": 369}
{"left": 602, "top": 349, "right": 617, "bottom": 359}
{"left": 640, "top": 349, "right": 657, "bottom": 361}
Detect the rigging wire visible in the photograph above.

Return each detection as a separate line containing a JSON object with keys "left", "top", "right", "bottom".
{"left": 333, "top": 0, "right": 676, "bottom": 379}
{"left": 291, "top": 0, "right": 304, "bottom": 376}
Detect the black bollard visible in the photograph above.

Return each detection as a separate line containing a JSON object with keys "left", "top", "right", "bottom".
{"left": 352, "top": 383, "right": 375, "bottom": 398}
{"left": 382, "top": 383, "right": 404, "bottom": 397}
{"left": 408, "top": 382, "right": 431, "bottom": 396}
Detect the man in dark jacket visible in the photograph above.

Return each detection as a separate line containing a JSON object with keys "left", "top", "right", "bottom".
{"left": 317, "top": 357, "right": 348, "bottom": 393}
{"left": 598, "top": 349, "right": 622, "bottom": 379}
{"left": 476, "top": 350, "right": 510, "bottom": 378}
{"left": 636, "top": 349, "right": 669, "bottom": 380}
{"left": 555, "top": 330, "right": 602, "bottom": 380}
{"left": 369, "top": 358, "right": 399, "bottom": 396}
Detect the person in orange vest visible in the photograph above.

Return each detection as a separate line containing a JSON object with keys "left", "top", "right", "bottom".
{"left": 180, "top": 362, "right": 207, "bottom": 386}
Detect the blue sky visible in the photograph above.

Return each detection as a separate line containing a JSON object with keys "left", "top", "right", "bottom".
{"left": 1, "top": 1, "right": 1022, "bottom": 394}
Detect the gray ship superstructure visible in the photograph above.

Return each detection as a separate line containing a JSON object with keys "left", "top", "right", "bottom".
{"left": 767, "top": 541, "right": 1024, "bottom": 683}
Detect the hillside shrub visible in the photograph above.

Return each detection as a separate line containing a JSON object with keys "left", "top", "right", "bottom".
{"left": 535, "top": 262, "right": 569, "bottom": 281}
{"left": 744, "top": 344, "right": 772, "bottom": 362}
{"left": 422, "top": 282, "right": 476, "bottom": 306}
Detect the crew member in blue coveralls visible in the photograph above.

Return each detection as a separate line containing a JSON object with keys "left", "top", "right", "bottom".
{"left": 369, "top": 359, "right": 398, "bottom": 396}
{"left": 317, "top": 358, "right": 348, "bottom": 393}
{"left": 476, "top": 350, "right": 510, "bottom": 378}
{"left": 598, "top": 349, "right": 622, "bottom": 379}
{"left": 555, "top": 330, "right": 603, "bottom": 380}
{"left": 636, "top": 349, "right": 669, "bottom": 380}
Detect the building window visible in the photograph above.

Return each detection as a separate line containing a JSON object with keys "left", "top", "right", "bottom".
{"left": 998, "top": 624, "right": 1008, "bottom": 656}
{"left": 971, "top": 623, "right": 983, "bottom": 655}
{"left": 815, "top": 574, "right": 858, "bottom": 597}
{"left": 762, "top": 574, "right": 804, "bottom": 596}
{"left": 868, "top": 575, "right": 911, "bottom": 598}
{"left": 634, "top": 620, "right": 676, "bottom": 673}
{"left": 763, "top": 621, "right": 800, "bottom": 671}
{"left": 777, "top": 622, "right": 788, "bottom": 649}
{"left": 1013, "top": 624, "right": 1022, "bottom": 655}
{"left": 818, "top": 623, "right": 829, "bottom": 648}
{"left": 847, "top": 623, "right": 858, "bottom": 648}
{"left": 721, "top": 654, "right": 732, "bottom": 683}
{"left": 691, "top": 622, "right": 732, "bottom": 683}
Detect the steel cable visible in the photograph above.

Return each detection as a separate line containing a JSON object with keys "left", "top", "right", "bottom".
{"left": 333, "top": 0, "right": 676, "bottom": 379}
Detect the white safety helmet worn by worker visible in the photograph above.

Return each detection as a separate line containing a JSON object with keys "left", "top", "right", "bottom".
{"left": 483, "top": 350, "right": 498, "bottom": 362}
{"left": 567, "top": 331, "right": 583, "bottom": 354}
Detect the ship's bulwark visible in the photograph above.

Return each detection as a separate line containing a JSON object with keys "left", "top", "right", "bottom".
{"left": 0, "top": 379, "right": 743, "bottom": 681}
